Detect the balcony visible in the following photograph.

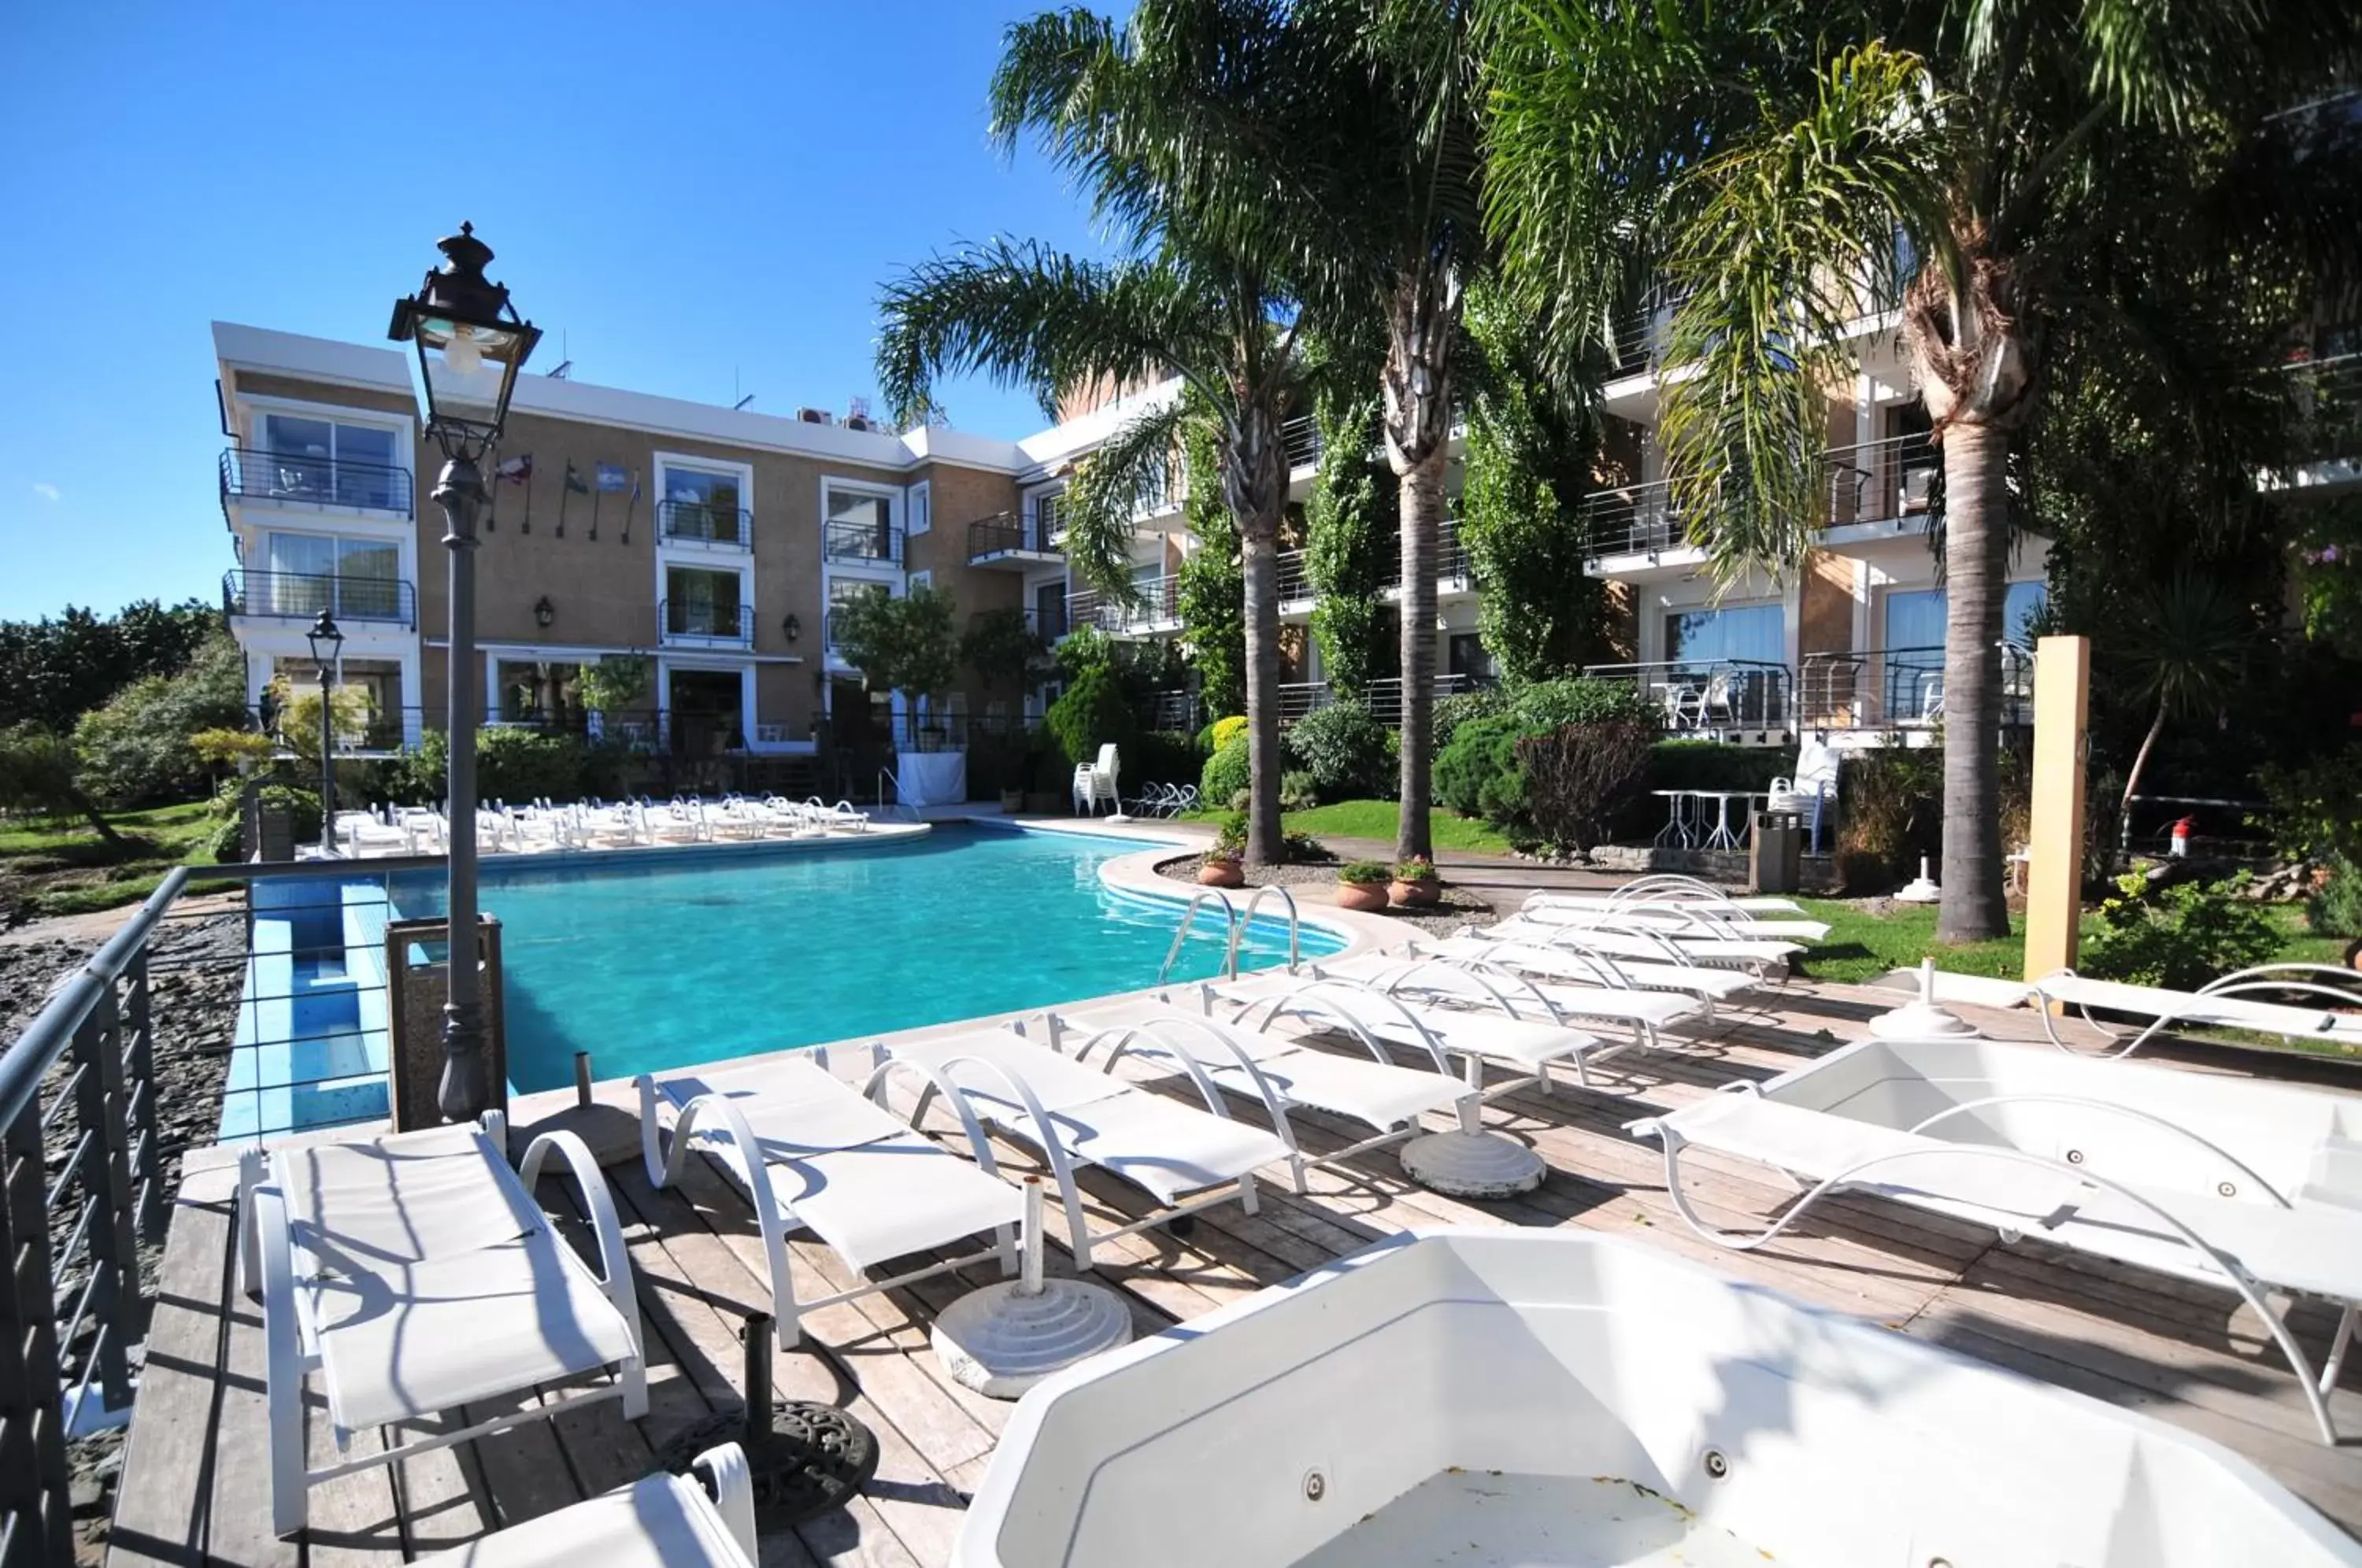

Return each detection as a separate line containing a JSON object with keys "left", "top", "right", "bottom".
{"left": 1068, "top": 575, "right": 1180, "bottom": 635}
{"left": 1580, "top": 660, "right": 1795, "bottom": 738}
{"left": 660, "top": 598, "right": 754, "bottom": 647}
{"left": 823, "top": 517, "right": 902, "bottom": 567}
{"left": 1282, "top": 413, "right": 1324, "bottom": 472}
{"left": 1799, "top": 643, "right": 2034, "bottom": 731}
{"left": 1273, "top": 674, "right": 1484, "bottom": 726}
{"left": 966, "top": 512, "right": 1063, "bottom": 568}
{"left": 657, "top": 499, "right": 753, "bottom": 548}
{"left": 222, "top": 569, "right": 416, "bottom": 630}
{"left": 219, "top": 447, "right": 413, "bottom": 520}
{"left": 1274, "top": 521, "right": 1472, "bottom": 613}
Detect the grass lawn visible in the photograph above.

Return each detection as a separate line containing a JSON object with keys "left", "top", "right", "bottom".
{"left": 1183, "top": 798, "right": 1513, "bottom": 855}
{"left": 1792, "top": 896, "right": 2345, "bottom": 987}
{"left": 0, "top": 801, "right": 235, "bottom": 920}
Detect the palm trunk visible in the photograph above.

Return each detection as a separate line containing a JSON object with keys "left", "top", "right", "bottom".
{"left": 2116, "top": 697, "right": 2169, "bottom": 867}
{"left": 1239, "top": 516, "right": 1285, "bottom": 865}
{"left": 1395, "top": 447, "right": 1446, "bottom": 861}
{"left": 1935, "top": 420, "right": 2010, "bottom": 941}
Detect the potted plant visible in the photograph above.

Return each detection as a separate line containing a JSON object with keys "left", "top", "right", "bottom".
{"left": 1199, "top": 815, "right": 1248, "bottom": 887}
{"left": 1390, "top": 856, "right": 1442, "bottom": 908}
{"left": 1336, "top": 860, "right": 1392, "bottom": 912}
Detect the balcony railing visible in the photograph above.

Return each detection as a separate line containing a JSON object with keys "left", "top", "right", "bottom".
{"left": 1580, "top": 659, "right": 1794, "bottom": 732}
{"left": 657, "top": 499, "right": 753, "bottom": 546}
{"left": 824, "top": 518, "right": 902, "bottom": 565}
{"left": 661, "top": 598, "right": 754, "bottom": 645}
{"left": 1272, "top": 674, "right": 1482, "bottom": 727}
{"left": 1275, "top": 520, "right": 1470, "bottom": 606}
{"left": 1068, "top": 575, "right": 1181, "bottom": 634}
{"left": 968, "top": 606, "right": 1067, "bottom": 647}
{"left": 1283, "top": 413, "right": 1324, "bottom": 472}
{"left": 1798, "top": 642, "right": 2034, "bottom": 730}
{"left": 219, "top": 446, "right": 413, "bottom": 517}
{"left": 223, "top": 568, "right": 416, "bottom": 629}
{"left": 968, "top": 512, "right": 1058, "bottom": 562}
{"left": 1582, "top": 433, "right": 1942, "bottom": 561}
{"left": 1577, "top": 478, "right": 1686, "bottom": 560}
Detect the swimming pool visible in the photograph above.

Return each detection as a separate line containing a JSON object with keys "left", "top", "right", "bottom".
{"left": 387, "top": 824, "right": 1339, "bottom": 1094}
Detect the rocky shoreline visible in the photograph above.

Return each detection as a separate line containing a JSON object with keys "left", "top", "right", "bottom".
{"left": 1, "top": 908, "right": 246, "bottom": 1563}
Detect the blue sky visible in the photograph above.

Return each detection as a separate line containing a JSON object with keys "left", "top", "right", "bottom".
{"left": 0, "top": 2, "right": 1111, "bottom": 621}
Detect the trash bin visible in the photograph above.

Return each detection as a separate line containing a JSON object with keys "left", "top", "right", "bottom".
{"left": 1749, "top": 808, "right": 1803, "bottom": 894}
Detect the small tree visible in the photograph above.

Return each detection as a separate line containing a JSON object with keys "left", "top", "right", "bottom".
{"left": 0, "top": 722, "right": 122, "bottom": 844}
{"left": 835, "top": 586, "right": 960, "bottom": 740}
{"left": 1516, "top": 717, "right": 1658, "bottom": 860}
{"left": 266, "top": 679, "right": 375, "bottom": 764}
{"left": 959, "top": 606, "right": 1051, "bottom": 706}
{"left": 577, "top": 653, "right": 653, "bottom": 718}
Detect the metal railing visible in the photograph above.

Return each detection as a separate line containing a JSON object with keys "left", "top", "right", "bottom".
{"left": 1273, "top": 520, "right": 1469, "bottom": 607}
{"left": 967, "top": 512, "right": 1057, "bottom": 561}
{"left": 1581, "top": 433, "right": 1941, "bottom": 562}
{"left": 1135, "top": 688, "right": 1202, "bottom": 734}
{"left": 823, "top": 518, "right": 901, "bottom": 565}
{"left": 1580, "top": 659, "right": 1795, "bottom": 731}
{"left": 1797, "top": 643, "right": 2034, "bottom": 730}
{"left": 1577, "top": 478, "right": 1687, "bottom": 560}
{"left": 220, "top": 446, "right": 414, "bottom": 518}
{"left": 1282, "top": 413, "right": 1324, "bottom": 472}
{"left": 1068, "top": 575, "right": 1181, "bottom": 634}
{"left": 1, "top": 872, "right": 181, "bottom": 1564}
{"left": 661, "top": 598, "right": 754, "bottom": 645}
{"left": 223, "top": 568, "right": 416, "bottom": 629}
{"left": 657, "top": 499, "right": 752, "bottom": 546}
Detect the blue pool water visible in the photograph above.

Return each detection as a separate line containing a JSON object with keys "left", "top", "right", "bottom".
{"left": 391, "top": 825, "right": 1337, "bottom": 1093}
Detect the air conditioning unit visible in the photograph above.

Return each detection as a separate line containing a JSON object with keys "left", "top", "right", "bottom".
{"left": 796, "top": 407, "right": 833, "bottom": 425}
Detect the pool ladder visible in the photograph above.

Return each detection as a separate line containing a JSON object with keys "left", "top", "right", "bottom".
{"left": 1155, "top": 886, "right": 1303, "bottom": 987}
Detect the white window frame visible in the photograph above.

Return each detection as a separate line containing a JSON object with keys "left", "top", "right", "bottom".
{"left": 905, "top": 479, "right": 931, "bottom": 536}
{"left": 231, "top": 394, "right": 415, "bottom": 515}
{"left": 657, "top": 558, "right": 755, "bottom": 646}
{"left": 653, "top": 450, "right": 756, "bottom": 549}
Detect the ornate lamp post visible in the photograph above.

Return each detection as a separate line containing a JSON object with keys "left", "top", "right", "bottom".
{"left": 305, "top": 610, "right": 344, "bottom": 852}
{"left": 389, "top": 222, "right": 539, "bottom": 1122}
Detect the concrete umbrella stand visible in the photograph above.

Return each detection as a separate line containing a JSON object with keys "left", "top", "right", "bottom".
{"left": 1398, "top": 1100, "right": 1547, "bottom": 1200}
{"left": 931, "top": 1178, "right": 1134, "bottom": 1398}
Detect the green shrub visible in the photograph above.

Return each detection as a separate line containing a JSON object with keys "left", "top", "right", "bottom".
{"left": 1212, "top": 812, "right": 1248, "bottom": 854}
{"left": 1649, "top": 740, "right": 1796, "bottom": 793}
{"left": 205, "top": 815, "right": 246, "bottom": 863}
{"left": 2082, "top": 873, "right": 2282, "bottom": 992}
{"left": 1509, "top": 677, "right": 1657, "bottom": 730}
{"left": 1200, "top": 734, "right": 1251, "bottom": 808}
{"left": 2307, "top": 858, "right": 2362, "bottom": 937}
{"left": 72, "top": 634, "right": 249, "bottom": 805}
{"left": 1432, "top": 714, "right": 1532, "bottom": 819}
{"left": 1283, "top": 831, "right": 1335, "bottom": 864}
{"left": 1279, "top": 770, "right": 1320, "bottom": 812}
{"left": 1836, "top": 747, "right": 1943, "bottom": 888}
{"left": 1201, "top": 715, "right": 1249, "bottom": 754}
{"left": 1044, "top": 666, "right": 1134, "bottom": 769}
{"left": 2257, "top": 744, "right": 2362, "bottom": 868}
{"left": 1431, "top": 687, "right": 1515, "bottom": 753}
{"left": 1283, "top": 704, "right": 1391, "bottom": 802}
{"left": 475, "top": 728, "right": 587, "bottom": 804}
{"left": 1516, "top": 718, "right": 1657, "bottom": 856}
{"left": 1338, "top": 859, "right": 1391, "bottom": 885}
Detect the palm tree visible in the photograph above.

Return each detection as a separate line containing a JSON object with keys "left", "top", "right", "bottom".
{"left": 2112, "top": 573, "right": 2254, "bottom": 853}
{"left": 879, "top": 3, "right": 1318, "bottom": 864}
{"left": 1486, "top": 0, "right": 2361, "bottom": 941}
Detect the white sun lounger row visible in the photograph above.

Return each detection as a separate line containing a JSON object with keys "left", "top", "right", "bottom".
{"left": 1631, "top": 1034, "right": 2362, "bottom": 1444}
{"left": 1517, "top": 891, "right": 1832, "bottom": 944}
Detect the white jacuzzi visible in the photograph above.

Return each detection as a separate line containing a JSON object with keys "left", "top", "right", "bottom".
{"left": 956, "top": 1230, "right": 2360, "bottom": 1566}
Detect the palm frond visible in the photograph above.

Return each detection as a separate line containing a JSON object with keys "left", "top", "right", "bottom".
{"left": 1056, "top": 398, "right": 1192, "bottom": 605}
{"left": 1657, "top": 41, "right": 1957, "bottom": 586}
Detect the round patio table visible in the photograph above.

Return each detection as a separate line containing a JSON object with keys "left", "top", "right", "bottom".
{"left": 1650, "top": 790, "right": 1696, "bottom": 849}
{"left": 1694, "top": 790, "right": 1770, "bottom": 851}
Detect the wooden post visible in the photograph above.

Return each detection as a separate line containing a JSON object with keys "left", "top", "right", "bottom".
{"left": 2023, "top": 634, "right": 2090, "bottom": 982}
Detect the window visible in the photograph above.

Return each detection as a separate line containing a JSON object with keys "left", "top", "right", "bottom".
{"left": 497, "top": 660, "right": 586, "bottom": 727}
{"left": 658, "top": 462, "right": 747, "bottom": 544}
{"left": 824, "top": 486, "right": 897, "bottom": 562}
{"left": 268, "top": 656, "right": 401, "bottom": 744}
{"left": 665, "top": 567, "right": 746, "bottom": 639}
{"left": 1033, "top": 579, "right": 1068, "bottom": 642}
{"left": 1883, "top": 583, "right": 2049, "bottom": 650}
{"left": 1448, "top": 633, "right": 1494, "bottom": 684}
{"left": 1032, "top": 490, "right": 1063, "bottom": 549}
{"left": 827, "top": 579, "right": 889, "bottom": 648}
{"left": 261, "top": 532, "right": 402, "bottom": 619}
{"left": 906, "top": 480, "right": 931, "bottom": 536}
{"left": 1664, "top": 603, "right": 1783, "bottom": 666}
{"left": 261, "top": 412, "right": 405, "bottom": 508}
{"left": 909, "top": 570, "right": 932, "bottom": 593}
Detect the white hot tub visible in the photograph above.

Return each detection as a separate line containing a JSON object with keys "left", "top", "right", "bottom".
{"left": 957, "top": 1230, "right": 2360, "bottom": 1567}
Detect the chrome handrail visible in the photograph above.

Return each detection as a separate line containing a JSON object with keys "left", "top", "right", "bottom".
{"left": 1227, "top": 884, "right": 1302, "bottom": 978}
{"left": 1158, "top": 889, "right": 1242, "bottom": 987}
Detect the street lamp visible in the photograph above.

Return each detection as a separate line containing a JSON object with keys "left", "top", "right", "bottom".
{"left": 389, "top": 222, "right": 539, "bottom": 1123}
{"left": 305, "top": 610, "right": 344, "bottom": 852}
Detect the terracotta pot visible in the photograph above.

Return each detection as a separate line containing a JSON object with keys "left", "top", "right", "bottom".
{"left": 1199, "top": 860, "right": 1246, "bottom": 888}
{"left": 1335, "top": 881, "right": 1390, "bottom": 913}
{"left": 1390, "top": 878, "right": 1442, "bottom": 908}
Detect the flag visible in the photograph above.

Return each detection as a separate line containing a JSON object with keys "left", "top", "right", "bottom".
{"left": 558, "top": 461, "right": 587, "bottom": 538}
{"left": 595, "top": 463, "right": 628, "bottom": 492}
{"left": 496, "top": 453, "right": 534, "bottom": 484}
{"left": 621, "top": 472, "right": 640, "bottom": 545}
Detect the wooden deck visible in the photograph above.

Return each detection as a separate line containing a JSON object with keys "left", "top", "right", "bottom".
{"left": 107, "top": 979, "right": 2362, "bottom": 1566}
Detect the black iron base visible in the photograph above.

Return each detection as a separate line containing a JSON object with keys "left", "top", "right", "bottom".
{"left": 660, "top": 1400, "right": 879, "bottom": 1526}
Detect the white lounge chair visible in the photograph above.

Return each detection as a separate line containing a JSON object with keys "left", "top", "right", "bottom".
{"left": 1479, "top": 914, "right": 1801, "bottom": 974}
{"left": 1411, "top": 933, "right": 1766, "bottom": 1004}
{"left": 1534, "top": 875, "right": 1807, "bottom": 916}
{"left": 414, "top": 1445, "right": 758, "bottom": 1567}
{"left": 2023, "top": 964, "right": 2362, "bottom": 1058}
{"left": 878, "top": 1025, "right": 1290, "bottom": 1270}
{"left": 1281, "top": 949, "right": 1711, "bottom": 1051}
{"left": 1518, "top": 897, "right": 1833, "bottom": 944}
{"left": 239, "top": 1115, "right": 646, "bottom": 1536}
{"left": 639, "top": 1049, "right": 1027, "bottom": 1343}
{"left": 1631, "top": 1034, "right": 2362, "bottom": 1444}
{"left": 1045, "top": 1004, "right": 1486, "bottom": 1193}
{"left": 1188, "top": 967, "right": 1623, "bottom": 1089}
